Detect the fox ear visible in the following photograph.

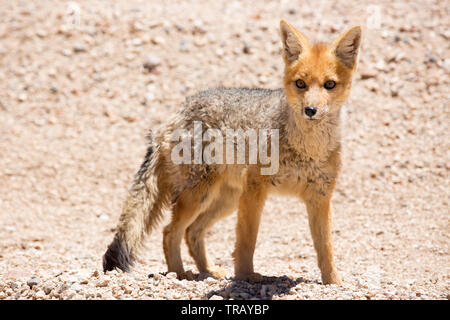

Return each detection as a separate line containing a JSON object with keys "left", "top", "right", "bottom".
{"left": 280, "top": 20, "right": 310, "bottom": 63}
{"left": 333, "top": 26, "right": 362, "bottom": 68}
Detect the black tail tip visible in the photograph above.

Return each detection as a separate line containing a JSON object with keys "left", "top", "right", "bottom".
{"left": 102, "top": 237, "right": 133, "bottom": 273}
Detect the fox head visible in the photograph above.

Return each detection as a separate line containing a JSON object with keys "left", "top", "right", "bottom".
{"left": 280, "top": 20, "right": 361, "bottom": 123}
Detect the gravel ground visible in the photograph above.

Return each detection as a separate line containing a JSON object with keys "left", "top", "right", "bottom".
{"left": 0, "top": 0, "right": 448, "bottom": 300}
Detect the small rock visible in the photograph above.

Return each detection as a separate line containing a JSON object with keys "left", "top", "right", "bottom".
{"left": 229, "top": 292, "right": 240, "bottom": 299}
{"left": 360, "top": 68, "right": 377, "bottom": 80}
{"left": 209, "top": 295, "right": 223, "bottom": 300}
{"left": 65, "top": 290, "right": 76, "bottom": 299}
{"left": 149, "top": 273, "right": 161, "bottom": 281}
{"left": 71, "top": 283, "right": 82, "bottom": 293}
{"left": 62, "top": 49, "right": 72, "bottom": 57}
{"left": 27, "top": 276, "right": 41, "bottom": 288}
{"left": 59, "top": 284, "right": 71, "bottom": 292}
{"left": 132, "top": 38, "right": 143, "bottom": 46}
{"left": 152, "top": 36, "right": 165, "bottom": 45}
{"left": 98, "top": 214, "right": 109, "bottom": 221}
{"left": 18, "top": 93, "right": 27, "bottom": 102}
{"left": 73, "top": 43, "right": 86, "bottom": 53}
{"left": 204, "top": 277, "right": 217, "bottom": 285}
{"left": 141, "top": 92, "right": 155, "bottom": 106}
{"left": 143, "top": 55, "right": 161, "bottom": 72}
{"left": 194, "top": 38, "right": 206, "bottom": 47}
{"left": 215, "top": 48, "right": 224, "bottom": 57}
{"left": 240, "top": 292, "right": 251, "bottom": 299}
{"left": 166, "top": 272, "right": 177, "bottom": 280}
{"left": 96, "top": 279, "right": 109, "bottom": 287}
{"left": 258, "top": 75, "right": 268, "bottom": 84}
{"left": 35, "top": 290, "right": 45, "bottom": 299}
{"left": 180, "top": 40, "right": 189, "bottom": 52}
{"left": 9, "top": 283, "right": 18, "bottom": 290}
{"left": 260, "top": 284, "right": 268, "bottom": 297}
{"left": 197, "top": 272, "right": 210, "bottom": 281}
{"left": 192, "top": 20, "right": 206, "bottom": 34}
{"left": 36, "top": 29, "right": 47, "bottom": 38}
{"left": 44, "top": 285, "right": 54, "bottom": 295}
{"left": 243, "top": 42, "right": 251, "bottom": 54}
{"left": 364, "top": 79, "right": 379, "bottom": 92}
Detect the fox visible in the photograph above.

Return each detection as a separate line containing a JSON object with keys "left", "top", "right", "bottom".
{"left": 102, "top": 20, "right": 361, "bottom": 285}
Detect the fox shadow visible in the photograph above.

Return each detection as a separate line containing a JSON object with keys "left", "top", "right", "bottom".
{"left": 202, "top": 274, "right": 315, "bottom": 300}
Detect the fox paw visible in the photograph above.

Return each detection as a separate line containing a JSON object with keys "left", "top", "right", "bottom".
{"left": 322, "top": 272, "right": 342, "bottom": 285}
{"left": 235, "top": 272, "right": 263, "bottom": 283}
{"left": 207, "top": 266, "right": 227, "bottom": 279}
{"left": 178, "top": 270, "right": 195, "bottom": 281}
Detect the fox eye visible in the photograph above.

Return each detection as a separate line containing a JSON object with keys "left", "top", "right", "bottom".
{"left": 295, "top": 79, "right": 306, "bottom": 89}
{"left": 324, "top": 80, "right": 336, "bottom": 90}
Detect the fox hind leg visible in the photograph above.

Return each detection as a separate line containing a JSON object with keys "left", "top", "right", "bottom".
{"left": 185, "top": 184, "right": 241, "bottom": 278}
{"left": 163, "top": 178, "right": 220, "bottom": 279}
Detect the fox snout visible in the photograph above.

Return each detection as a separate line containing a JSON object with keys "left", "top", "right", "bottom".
{"left": 302, "top": 104, "right": 331, "bottom": 121}
{"left": 304, "top": 106, "right": 317, "bottom": 118}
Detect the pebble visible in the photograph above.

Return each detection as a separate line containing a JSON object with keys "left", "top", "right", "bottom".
{"left": 96, "top": 279, "right": 109, "bottom": 287}
{"left": 240, "top": 292, "right": 251, "bottom": 299}
{"left": 72, "top": 283, "right": 82, "bottom": 292}
{"left": 209, "top": 295, "right": 224, "bottom": 300}
{"left": 65, "top": 290, "right": 76, "bottom": 299}
{"left": 60, "top": 284, "right": 71, "bottom": 292}
{"left": 18, "top": 93, "right": 27, "bottom": 102}
{"left": 192, "top": 20, "right": 206, "bottom": 34}
{"left": 73, "top": 43, "right": 86, "bottom": 53}
{"left": 216, "top": 48, "right": 224, "bottom": 57}
{"left": 143, "top": 55, "right": 161, "bottom": 71}
{"left": 36, "top": 29, "right": 47, "bottom": 38}
{"left": 204, "top": 277, "right": 217, "bottom": 285}
{"left": 152, "top": 273, "right": 161, "bottom": 281}
{"left": 180, "top": 40, "right": 189, "bottom": 52}
{"left": 132, "top": 38, "right": 142, "bottom": 46}
{"left": 360, "top": 68, "right": 378, "bottom": 80}
{"left": 166, "top": 272, "right": 177, "bottom": 279}
{"left": 258, "top": 75, "right": 268, "bottom": 84}
{"left": 27, "top": 276, "right": 41, "bottom": 288}
{"left": 61, "top": 49, "right": 72, "bottom": 57}
{"left": 243, "top": 42, "right": 251, "bottom": 54}
{"left": 152, "top": 36, "right": 165, "bottom": 45}
{"left": 44, "top": 285, "right": 54, "bottom": 295}
{"left": 260, "top": 284, "right": 268, "bottom": 297}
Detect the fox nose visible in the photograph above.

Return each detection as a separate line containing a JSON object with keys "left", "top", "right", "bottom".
{"left": 304, "top": 106, "right": 317, "bottom": 118}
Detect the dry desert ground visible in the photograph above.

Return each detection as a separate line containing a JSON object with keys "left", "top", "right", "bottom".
{"left": 0, "top": 0, "right": 448, "bottom": 300}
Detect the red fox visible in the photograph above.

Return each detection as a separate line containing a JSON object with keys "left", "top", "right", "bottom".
{"left": 103, "top": 20, "right": 361, "bottom": 285}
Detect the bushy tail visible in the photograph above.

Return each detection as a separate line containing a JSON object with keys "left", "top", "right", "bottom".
{"left": 103, "top": 143, "right": 168, "bottom": 272}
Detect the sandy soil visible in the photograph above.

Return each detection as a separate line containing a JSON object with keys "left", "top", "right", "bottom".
{"left": 0, "top": 0, "right": 448, "bottom": 300}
